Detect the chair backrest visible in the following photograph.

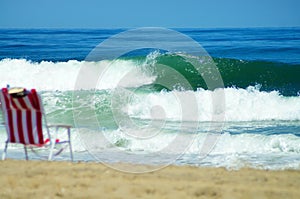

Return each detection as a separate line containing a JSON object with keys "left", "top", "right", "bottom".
{"left": 0, "top": 88, "right": 45, "bottom": 145}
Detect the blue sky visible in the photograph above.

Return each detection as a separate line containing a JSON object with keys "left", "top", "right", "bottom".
{"left": 0, "top": 0, "right": 299, "bottom": 28}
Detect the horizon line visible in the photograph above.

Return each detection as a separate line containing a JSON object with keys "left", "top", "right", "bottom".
{"left": 0, "top": 26, "right": 300, "bottom": 30}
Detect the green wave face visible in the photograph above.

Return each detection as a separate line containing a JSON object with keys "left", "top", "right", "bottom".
{"left": 127, "top": 53, "right": 300, "bottom": 96}
{"left": 214, "top": 58, "right": 300, "bottom": 96}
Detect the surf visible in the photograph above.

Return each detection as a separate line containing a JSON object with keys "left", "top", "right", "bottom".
{"left": 1, "top": 53, "right": 300, "bottom": 96}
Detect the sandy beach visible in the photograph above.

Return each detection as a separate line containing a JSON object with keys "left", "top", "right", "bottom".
{"left": 0, "top": 160, "right": 299, "bottom": 199}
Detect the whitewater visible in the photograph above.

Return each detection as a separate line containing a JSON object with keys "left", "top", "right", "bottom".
{"left": 0, "top": 28, "right": 299, "bottom": 170}
{"left": 1, "top": 58, "right": 300, "bottom": 122}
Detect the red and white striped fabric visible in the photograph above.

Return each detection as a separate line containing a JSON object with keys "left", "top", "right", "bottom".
{"left": 0, "top": 88, "right": 44, "bottom": 145}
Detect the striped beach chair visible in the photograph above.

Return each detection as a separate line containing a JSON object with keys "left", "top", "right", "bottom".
{"left": 0, "top": 87, "right": 73, "bottom": 161}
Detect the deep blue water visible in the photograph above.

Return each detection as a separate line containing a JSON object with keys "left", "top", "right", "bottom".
{"left": 0, "top": 28, "right": 300, "bottom": 64}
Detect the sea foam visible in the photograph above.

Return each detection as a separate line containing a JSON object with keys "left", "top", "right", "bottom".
{"left": 0, "top": 58, "right": 155, "bottom": 91}
{"left": 127, "top": 87, "right": 300, "bottom": 122}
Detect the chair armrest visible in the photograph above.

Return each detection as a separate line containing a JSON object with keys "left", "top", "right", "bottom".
{"left": 47, "top": 124, "right": 72, "bottom": 129}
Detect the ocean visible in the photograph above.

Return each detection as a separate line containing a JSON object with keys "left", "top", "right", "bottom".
{"left": 0, "top": 28, "right": 299, "bottom": 171}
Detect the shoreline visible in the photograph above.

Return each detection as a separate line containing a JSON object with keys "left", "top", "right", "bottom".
{"left": 0, "top": 160, "right": 299, "bottom": 199}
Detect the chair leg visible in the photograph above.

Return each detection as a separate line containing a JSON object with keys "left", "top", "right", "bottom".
{"left": 24, "top": 145, "right": 28, "bottom": 160}
{"left": 48, "top": 126, "right": 58, "bottom": 161}
{"left": 67, "top": 128, "right": 73, "bottom": 162}
{"left": 69, "top": 141, "right": 73, "bottom": 162}
{"left": 2, "top": 141, "right": 8, "bottom": 160}
{"left": 48, "top": 140, "right": 55, "bottom": 161}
